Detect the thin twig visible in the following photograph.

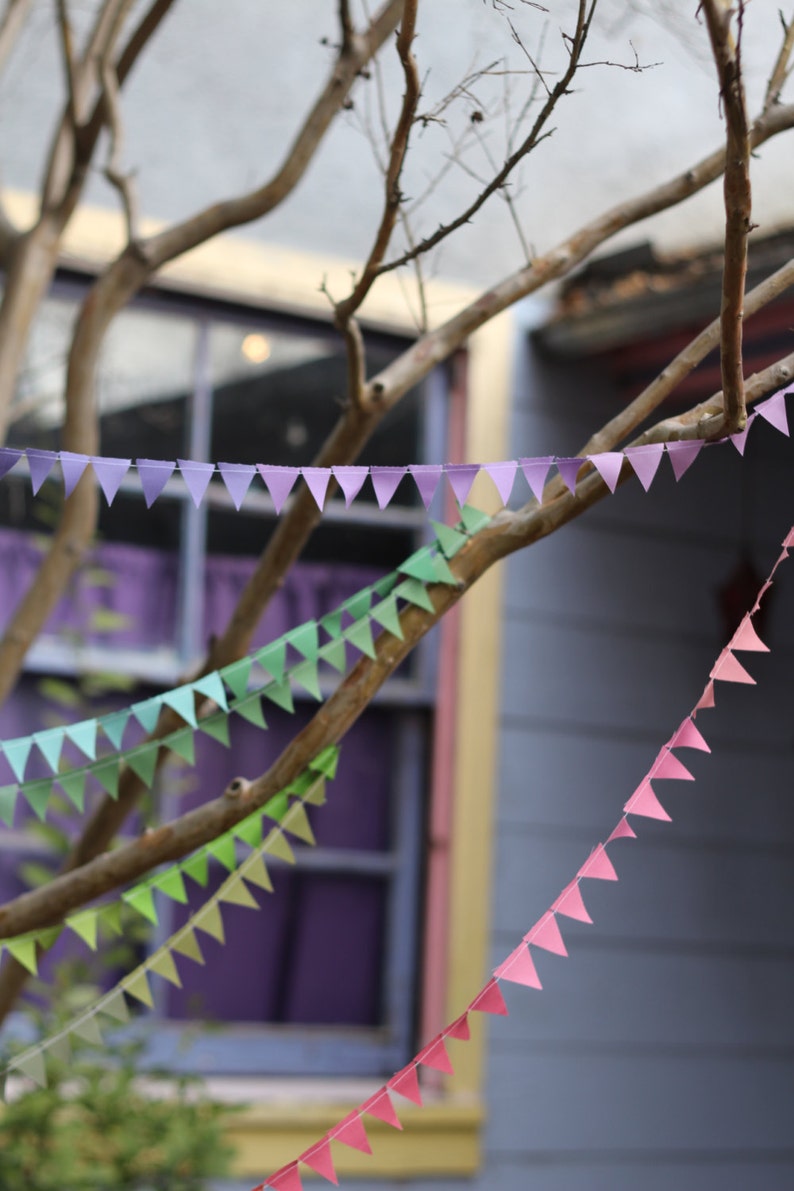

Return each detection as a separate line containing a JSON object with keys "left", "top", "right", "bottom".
{"left": 99, "top": 46, "right": 139, "bottom": 241}
{"left": 0, "top": 0, "right": 33, "bottom": 76}
{"left": 55, "top": 0, "right": 79, "bottom": 129}
{"left": 762, "top": 8, "right": 794, "bottom": 112}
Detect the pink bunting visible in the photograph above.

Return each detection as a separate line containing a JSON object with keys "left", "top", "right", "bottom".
{"left": 417, "top": 1035, "right": 454, "bottom": 1073}
{"left": 302, "top": 467, "right": 332, "bottom": 510}
{"left": 26, "top": 449, "right": 58, "bottom": 495}
{"left": 332, "top": 466, "right": 368, "bottom": 507}
{"left": 408, "top": 464, "right": 442, "bottom": 509}
{"left": 525, "top": 910, "right": 568, "bottom": 956}
{"left": 388, "top": 1063, "right": 423, "bottom": 1106}
{"left": 178, "top": 459, "right": 214, "bottom": 508}
{"left": 755, "top": 389, "right": 790, "bottom": 436}
{"left": 299, "top": 1138, "right": 338, "bottom": 1184}
{"left": 218, "top": 462, "right": 255, "bottom": 510}
{"left": 607, "top": 817, "right": 637, "bottom": 843}
{"left": 668, "top": 717, "right": 710, "bottom": 753}
{"left": 362, "top": 1089, "right": 402, "bottom": 1130}
{"left": 137, "top": 458, "right": 176, "bottom": 507}
{"left": 785, "top": 529, "right": 794, "bottom": 548}
{"left": 729, "top": 616, "right": 769, "bottom": 653}
{"left": 652, "top": 750, "right": 695, "bottom": 781}
{"left": 709, "top": 650, "right": 755, "bottom": 685}
{"left": 267, "top": 1163, "right": 302, "bottom": 1191}
{"left": 445, "top": 463, "right": 480, "bottom": 507}
{"left": 551, "top": 880, "right": 592, "bottom": 923}
{"left": 555, "top": 456, "right": 583, "bottom": 495}
{"left": 588, "top": 451, "right": 624, "bottom": 493}
{"left": 370, "top": 466, "right": 406, "bottom": 509}
{"left": 91, "top": 456, "right": 130, "bottom": 504}
{"left": 730, "top": 414, "right": 755, "bottom": 455}
{"left": 484, "top": 461, "right": 517, "bottom": 504}
{"left": 665, "top": 439, "right": 703, "bottom": 481}
{"left": 333, "top": 1111, "right": 372, "bottom": 1154}
{"left": 59, "top": 451, "right": 89, "bottom": 498}
{"left": 494, "top": 943, "right": 542, "bottom": 989}
{"left": 577, "top": 843, "right": 618, "bottom": 881}
{"left": 694, "top": 680, "right": 716, "bottom": 711}
{"left": 445, "top": 1013, "right": 471, "bottom": 1041}
{"left": 623, "top": 443, "right": 664, "bottom": 492}
{"left": 519, "top": 455, "right": 552, "bottom": 503}
{"left": 469, "top": 977, "right": 509, "bottom": 1016}
{"left": 624, "top": 779, "right": 671, "bottom": 822}
{"left": 258, "top": 465, "right": 299, "bottom": 513}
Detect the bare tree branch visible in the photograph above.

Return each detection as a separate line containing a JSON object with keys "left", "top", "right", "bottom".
{"left": 0, "top": 0, "right": 32, "bottom": 76}
{"left": 99, "top": 39, "right": 139, "bottom": 241}
{"left": 55, "top": 0, "right": 79, "bottom": 129}
{"left": 762, "top": 7, "right": 794, "bottom": 112}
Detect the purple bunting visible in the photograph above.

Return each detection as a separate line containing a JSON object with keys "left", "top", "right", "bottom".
{"left": 483, "top": 461, "right": 517, "bottom": 505}
{"left": 302, "top": 467, "right": 332, "bottom": 510}
{"left": 555, "top": 457, "right": 584, "bottom": 495}
{"left": 257, "top": 464, "right": 298, "bottom": 513}
{"left": 623, "top": 443, "right": 664, "bottom": 492}
{"left": 137, "top": 458, "right": 176, "bottom": 507}
{"left": 445, "top": 463, "right": 480, "bottom": 508}
{"left": 730, "top": 413, "right": 755, "bottom": 456}
{"left": 519, "top": 456, "right": 552, "bottom": 503}
{"left": 0, "top": 448, "right": 23, "bottom": 481}
{"left": 408, "top": 464, "right": 442, "bottom": 510}
{"left": 91, "top": 456, "right": 131, "bottom": 505}
{"left": 178, "top": 459, "right": 214, "bottom": 508}
{"left": 665, "top": 439, "right": 703, "bottom": 481}
{"left": 332, "top": 466, "right": 368, "bottom": 508}
{"left": 218, "top": 462, "right": 255, "bottom": 510}
{"left": 588, "top": 451, "right": 625, "bottom": 494}
{"left": 755, "top": 389, "right": 790, "bottom": 436}
{"left": 59, "top": 451, "right": 90, "bottom": 498}
{"left": 26, "top": 449, "right": 58, "bottom": 495}
{"left": 371, "top": 466, "right": 406, "bottom": 509}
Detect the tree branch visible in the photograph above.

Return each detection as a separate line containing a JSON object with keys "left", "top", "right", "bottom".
{"left": 762, "top": 7, "right": 794, "bottom": 113}
{"left": 55, "top": 0, "right": 79, "bottom": 129}
{"left": 0, "top": 0, "right": 32, "bottom": 76}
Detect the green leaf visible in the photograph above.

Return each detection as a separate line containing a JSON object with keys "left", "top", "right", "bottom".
{"left": 37, "top": 677, "right": 82, "bottom": 709}
{"left": 89, "top": 607, "right": 132, "bottom": 633}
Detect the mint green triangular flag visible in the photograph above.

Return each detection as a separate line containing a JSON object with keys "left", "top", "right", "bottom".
{"left": 459, "top": 504, "right": 491, "bottom": 534}
{"left": 99, "top": 903, "right": 123, "bottom": 936}
{"left": 429, "top": 552, "right": 458, "bottom": 585}
{"left": 99, "top": 989, "right": 130, "bottom": 1023}
{"left": 92, "top": 757, "right": 120, "bottom": 798}
{"left": 131, "top": 696, "right": 162, "bottom": 734}
{"left": 47, "top": 1034, "right": 71, "bottom": 1065}
{"left": 70, "top": 1015, "right": 104, "bottom": 1045}
{"left": 13, "top": 1049, "right": 47, "bottom": 1087}
{"left": 0, "top": 785, "right": 17, "bottom": 827}
{"left": 344, "top": 588, "right": 373, "bottom": 621}
{"left": 320, "top": 609, "right": 344, "bottom": 639}
{"left": 263, "top": 680, "right": 294, "bottom": 713}
{"left": 99, "top": 710, "right": 130, "bottom": 750}
{"left": 398, "top": 546, "right": 437, "bottom": 584}
{"left": 286, "top": 622, "right": 319, "bottom": 661}
{"left": 7, "top": 937, "right": 38, "bottom": 975}
{"left": 65, "top": 719, "right": 98, "bottom": 761}
{"left": 121, "top": 884, "right": 158, "bottom": 925}
{"left": 344, "top": 618, "right": 377, "bottom": 660}
{"left": 124, "top": 970, "right": 154, "bottom": 1008}
{"left": 127, "top": 742, "right": 160, "bottom": 787}
{"left": 66, "top": 910, "right": 100, "bottom": 950}
{"left": 371, "top": 593, "right": 403, "bottom": 640}
{"left": 395, "top": 577, "right": 435, "bottom": 612}
{"left": 233, "top": 693, "right": 267, "bottom": 729}
{"left": 206, "top": 833, "right": 237, "bottom": 872}
{"left": 162, "top": 684, "right": 197, "bottom": 728}
{"left": 220, "top": 657, "right": 252, "bottom": 701}
{"left": 292, "top": 660, "right": 321, "bottom": 700}
{"left": 320, "top": 638, "right": 347, "bottom": 673}
{"left": 373, "top": 573, "right": 398, "bottom": 598}
{"left": 255, "top": 641, "right": 286, "bottom": 683}
{"left": 168, "top": 727, "right": 196, "bottom": 765}
{"left": 193, "top": 672, "right": 228, "bottom": 711}
{"left": 58, "top": 769, "right": 87, "bottom": 811}
{"left": 199, "top": 715, "right": 231, "bottom": 747}
{"left": 22, "top": 779, "right": 53, "bottom": 821}
{"left": 3, "top": 737, "right": 32, "bottom": 782}
{"left": 32, "top": 728, "right": 64, "bottom": 774}
{"left": 430, "top": 519, "right": 469, "bottom": 559}
{"left": 153, "top": 868, "right": 187, "bottom": 903}
{"left": 181, "top": 851, "right": 209, "bottom": 887}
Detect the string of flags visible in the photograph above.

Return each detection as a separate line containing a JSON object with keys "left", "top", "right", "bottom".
{"left": 1, "top": 387, "right": 788, "bottom": 511}
{"left": 244, "top": 524, "right": 792, "bottom": 1190}
{"left": 0, "top": 747, "right": 339, "bottom": 1095}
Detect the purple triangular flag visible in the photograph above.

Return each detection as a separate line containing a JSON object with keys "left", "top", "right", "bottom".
{"left": 332, "top": 466, "right": 368, "bottom": 507}
{"left": 218, "top": 462, "right": 255, "bottom": 510}
{"left": 623, "top": 443, "right": 664, "bottom": 492}
{"left": 588, "top": 451, "right": 624, "bottom": 494}
{"left": 0, "top": 448, "right": 22, "bottom": 480}
{"left": 408, "top": 464, "right": 442, "bottom": 509}
{"left": 26, "top": 449, "right": 58, "bottom": 495}
{"left": 178, "top": 459, "right": 214, "bottom": 507}
{"left": 730, "top": 413, "right": 755, "bottom": 456}
{"left": 302, "top": 467, "right": 332, "bottom": 510}
{"left": 370, "top": 466, "right": 406, "bottom": 509}
{"left": 755, "top": 389, "right": 790, "bottom": 436}
{"left": 519, "top": 456, "right": 552, "bottom": 503}
{"left": 555, "top": 457, "right": 583, "bottom": 495}
{"left": 483, "top": 461, "right": 517, "bottom": 505}
{"left": 665, "top": 439, "right": 703, "bottom": 481}
{"left": 257, "top": 465, "right": 299, "bottom": 513}
{"left": 59, "top": 451, "right": 89, "bottom": 498}
{"left": 445, "top": 463, "right": 480, "bottom": 508}
{"left": 91, "top": 456, "right": 131, "bottom": 504}
{"left": 137, "top": 459, "right": 176, "bottom": 507}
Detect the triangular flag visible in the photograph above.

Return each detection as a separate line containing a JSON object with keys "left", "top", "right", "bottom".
{"left": 122, "top": 884, "right": 159, "bottom": 924}
{"left": 27, "top": 448, "right": 59, "bottom": 494}
{"left": 652, "top": 750, "right": 694, "bottom": 781}
{"left": 218, "top": 461, "right": 255, "bottom": 509}
{"left": 399, "top": 547, "right": 444, "bottom": 585}
{"left": 459, "top": 504, "right": 490, "bottom": 534}
{"left": 257, "top": 465, "right": 299, "bottom": 513}
{"left": 303, "top": 776, "right": 327, "bottom": 806}
{"left": 256, "top": 641, "right": 287, "bottom": 683}
{"left": 607, "top": 817, "right": 637, "bottom": 843}
{"left": 193, "top": 671, "right": 229, "bottom": 711}
{"left": 149, "top": 950, "right": 182, "bottom": 987}
{"left": 624, "top": 779, "right": 671, "bottom": 822}
{"left": 12, "top": 1049, "right": 47, "bottom": 1087}
{"left": 755, "top": 389, "right": 789, "bottom": 436}
{"left": 99, "top": 989, "right": 130, "bottom": 1023}
{"left": 555, "top": 457, "right": 583, "bottom": 495}
{"left": 131, "top": 696, "right": 162, "bottom": 734}
{"left": 729, "top": 616, "right": 769, "bottom": 653}
{"left": 588, "top": 451, "right": 624, "bottom": 493}
{"left": 127, "top": 742, "right": 160, "bottom": 787}
{"left": 362, "top": 1088, "right": 402, "bottom": 1129}
{"left": 99, "top": 903, "right": 123, "bottom": 936}
{"left": 99, "top": 709, "right": 130, "bottom": 750}
{"left": 519, "top": 455, "right": 552, "bottom": 503}
{"left": 221, "top": 657, "right": 252, "bottom": 700}
{"left": 552, "top": 880, "right": 593, "bottom": 923}
{"left": 239, "top": 854, "right": 274, "bottom": 892}
{"left": 310, "top": 746, "right": 340, "bottom": 779}
{"left": 66, "top": 909, "right": 100, "bottom": 949}
{"left": 417, "top": 1035, "right": 454, "bottom": 1073}
{"left": 268, "top": 1161, "right": 303, "bottom": 1191}
{"left": 136, "top": 458, "right": 175, "bottom": 507}
{"left": 668, "top": 717, "right": 710, "bottom": 753}
{"left": 22, "top": 779, "right": 53, "bottom": 821}
{"left": 320, "top": 609, "right": 344, "bottom": 639}
{"left": 320, "top": 638, "right": 347, "bottom": 672}
{"left": 199, "top": 715, "right": 231, "bottom": 747}
{"left": 0, "top": 785, "right": 17, "bottom": 827}
{"left": 219, "top": 875, "right": 259, "bottom": 909}
{"left": 694, "top": 680, "right": 715, "bottom": 711}
{"left": 344, "top": 617, "right": 377, "bottom": 659}
{"left": 234, "top": 813, "right": 264, "bottom": 848}
{"left": 287, "top": 622, "right": 319, "bottom": 661}
{"left": 91, "top": 456, "right": 130, "bottom": 504}
{"left": 395, "top": 577, "right": 435, "bottom": 612}
{"left": 665, "top": 439, "right": 703, "bottom": 480}
{"left": 194, "top": 901, "right": 225, "bottom": 942}
{"left": 710, "top": 650, "right": 755, "bottom": 684}
{"left": 283, "top": 803, "right": 316, "bottom": 845}
{"left": 730, "top": 417, "right": 754, "bottom": 455}
{"left": 207, "top": 834, "right": 237, "bottom": 871}
{"left": 469, "top": 977, "right": 509, "bottom": 1016}
{"left": 181, "top": 851, "right": 209, "bottom": 886}
{"left": 233, "top": 693, "right": 267, "bottom": 729}
{"left": 408, "top": 464, "right": 442, "bottom": 509}
{"left": 483, "top": 460, "right": 517, "bottom": 504}
{"left": 265, "top": 830, "right": 296, "bottom": 865}
{"left": 47, "top": 1034, "right": 71, "bottom": 1065}
{"left": 623, "top": 443, "right": 664, "bottom": 492}
{"left": 344, "top": 589, "right": 373, "bottom": 620}
{"left": 302, "top": 467, "right": 332, "bottom": 510}
{"left": 58, "top": 769, "right": 87, "bottom": 811}
{"left": 333, "top": 1111, "right": 372, "bottom": 1154}
{"left": 64, "top": 718, "right": 97, "bottom": 761}
{"left": 153, "top": 867, "right": 188, "bottom": 903}
{"left": 32, "top": 728, "right": 64, "bottom": 773}
{"left": 525, "top": 911, "right": 568, "bottom": 956}
{"left": 292, "top": 659, "right": 322, "bottom": 700}
{"left": 162, "top": 684, "right": 198, "bottom": 727}
{"left": 263, "top": 680, "right": 294, "bottom": 713}
{"left": 332, "top": 466, "right": 368, "bottom": 507}
{"left": 430, "top": 520, "right": 468, "bottom": 559}
{"left": 370, "top": 466, "right": 406, "bottom": 509}
{"left": 370, "top": 594, "right": 403, "bottom": 640}
{"left": 0, "top": 447, "right": 22, "bottom": 479}
{"left": 3, "top": 737, "right": 32, "bottom": 782}
{"left": 70, "top": 1015, "right": 104, "bottom": 1046}
{"left": 7, "top": 937, "right": 39, "bottom": 975}
{"left": 445, "top": 463, "right": 480, "bottom": 507}
{"left": 388, "top": 1063, "right": 423, "bottom": 1105}
{"left": 172, "top": 928, "right": 205, "bottom": 965}
{"left": 178, "top": 459, "right": 214, "bottom": 508}
{"left": 445, "top": 1013, "right": 471, "bottom": 1041}
{"left": 91, "top": 756, "right": 120, "bottom": 798}
{"left": 124, "top": 970, "right": 154, "bottom": 1008}
{"left": 299, "top": 1138, "right": 338, "bottom": 1184}
{"left": 578, "top": 843, "right": 618, "bottom": 881}
{"left": 495, "top": 943, "right": 542, "bottom": 989}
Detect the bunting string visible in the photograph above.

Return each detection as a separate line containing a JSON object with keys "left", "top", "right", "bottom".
{"left": 3, "top": 388, "right": 788, "bottom": 513}
{"left": 247, "top": 524, "right": 793, "bottom": 1191}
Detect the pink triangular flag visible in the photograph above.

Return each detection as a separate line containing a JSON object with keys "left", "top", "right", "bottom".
{"left": 551, "top": 880, "right": 593, "bottom": 923}
{"left": 299, "top": 1138, "right": 338, "bottom": 1184}
{"left": 258, "top": 465, "right": 299, "bottom": 513}
{"left": 445, "top": 1013, "right": 470, "bottom": 1041}
{"left": 668, "top": 717, "right": 710, "bottom": 753}
{"left": 484, "top": 461, "right": 517, "bottom": 504}
{"left": 417, "top": 1035, "right": 454, "bottom": 1073}
{"left": 607, "top": 817, "right": 637, "bottom": 843}
{"left": 26, "top": 448, "right": 58, "bottom": 494}
{"left": 519, "top": 456, "right": 552, "bottom": 503}
{"left": 370, "top": 466, "right": 406, "bottom": 509}
{"left": 624, "top": 779, "right": 671, "bottom": 822}
{"left": 91, "top": 456, "right": 131, "bottom": 504}
{"left": 137, "top": 458, "right": 176, "bottom": 507}
{"left": 59, "top": 451, "right": 90, "bottom": 498}
{"left": 388, "top": 1063, "right": 423, "bottom": 1106}
{"left": 218, "top": 461, "right": 255, "bottom": 509}
{"left": 729, "top": 615, "right": 769, "bottom": 653}
{"left": 525, "top": 911, "right": 568, "bottom": 956}
{"left": 333, "top": 1111, "right": 372, "bottom": 1154}
{"left": 652, "top": 750, "right": 695, "bottom": 781}
{"left": 408, "top": 464, "right": 442, "bottom": 509}
{"left": 332, "top": 466, "right": 368, "bottom": 508}
{"left": 302, "top": 467, "right": 332, "bottom": 510}
{"left": 469, "top": 977, "right": 509, "bottom": 1016}
{"left": 755, "top": 389, "right": 790, "bottom": 436}
{"left": 555, "top": 456, "right": 583, "bottom": 495}
{"left": 178, "top": 459, "right": 214, "bottom": 507}
{"left": 578, "top": 843, "right": 618, "bottom": 881}
{"left": 445, "top": 463, "right": 480, "bottom": 507}
{"left": 268, "top": 1162, "right": 303, "bottom": 1191}
{"left": 494, "top": 943, "right": 542, "bottom": 989}
{"left": 710, "top": 649, "right": 755, "bottom": 685}
{"left": 752, "top": 578, "right": 775, "bottom": 612}
{"left": 694, "top": 680, "right": 716, "bottom": 711}
{"left": 784, "top": 528, "right": 794, "bottom": 548}
{"left": 623, "top": 443, "right": 664, "bottom": 492}
{"left": 730, "top": 414, "right": 755, "bottom": 456}
{"left": 665, "top": 439, "right": 703, "bottom": 480}
{"left": 362, "top": 1088, "right": 402, "bottom": 1130}
{"left": 588, "top": 451, "right": 624, "bottom": 493}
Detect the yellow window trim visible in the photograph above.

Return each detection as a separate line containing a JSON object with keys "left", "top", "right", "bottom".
{"left": 4, "top": 190, "right": 513, "bottom": 1180}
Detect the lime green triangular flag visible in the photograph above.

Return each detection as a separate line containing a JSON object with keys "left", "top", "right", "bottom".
{"left": 162, "top": 684, "right": 198, "bottom": 728}
{"left": 265, "top": 830, "right": 295, "bottom": 865}
{"left": 459, "top": 504, "right": 491, "bottom": 534}
{"left": 302, "top": 776, "right": 327, "bottom": 806}
{"left": 283, "top": 803, "right": 315, "bottom": 845}
{"left": 310, "top": 746, "right": 340, "bottom": 779}
{"left": 21, "top": 779, "right": 52, "bottom": 821}
{"left": 3, "top": 738, "right": 32, "bottom": 782}
{"left": 13, "top": 1049, "right": 47, "bottom": 1087}
{"left": 127, "top": 742, "right": 160, "bottom": 787}
{"left": 70, "top": 1015, "right": 104, "bottom": 1046}
{"left": 168, "top": 727, "right": 196, "bottom": 765}
{"left": 58, "top": 769, "right": 87, "bottom": 811}
{"left": 193, "top": 672, "right": 228, "bottom": 711}
{"left": 319, "top": 638, "right": 347, "bottom": 673}
{"left": 99, "top": 990, "right": 130, "bottom": 1023}
{"left": 131, "top": 696, "right": 162, "bottom": 734}
{"left": 292, "top": 660, "right": 321, "bottom": 700}
{"left": 0, "top": 785, "right": 17, "bottom": 827}
{"left": 344, "top": 618, "right": 377, "bottom": 660}
{"left": 320, "top": 609, "right": 343, "bottom": 639}
{"left": 124, "top": 970, "right": 154, "bottom": 1008}
{"left": 66, "top": 910, "right": 100, "bottom": 950}
{"left": 194, "top": 902, "right": 225, "bottom": 943}
{"left": 371, "top": 593, "right": 403, "bottom": 640}
{"left": 263, "top": 791, "right": 289, "bottom": 822}
{"left": 98, "top": 710, "right": 130, "bottom": 750}
{"left": 263, "top": 680, "right": 294, "bottom": 713}
{"left": 99, "top": 903, "right": 123, "bottom": 936}
{"left": 38, "top": 925, "right": 62, "bottom": 950}
{"left": 65, "top": 719, "right": 98, "bottom": 761}
{"left": 206, "top": 834, "right": 237, "bottom": 872}
{"left": 92, "top": 757, "right": 120, "bottom": 798}
{"left": 199, "top": 714, "right": 231, "bottom": 747}
{"left": 344, "top": 589, "right": 373, "bottom": 621}
{"left": 398, "top": 546, "right": 437, "bottom": 584}
{"left": 430, "top": 519, "right": 469, "bottom": 559}
{"left": 233, "top": 814, "right": 263, "bottom": 848}
{"left": 121, "top": 884, "right": 158, "bottom": 925}
{"left": 286, "top": 622, "right": 319, "bottom": 661}
{"left": 233, "top": 693, "right": 267, "bottom": 729}
{"left": 172, "top": 928, "right": 205, "bottom": 965}
{"left": 32, "top": 728, "right": 64, "bottom": 774}
{"left": 220, "top": 657, "right": 252, "bottom": 701}
{"left": 395, "top": 577, "right": 435, "bottom": 612}
{"left": 6, "top": 937, "right": 38, "bottom": 975}
{"left": 255, "top": 640, "right": 286, "bottom": 683}
{"left": 153, "top": 867, "right": 188, "bottom": 903}
{"left": 239, "top": 854, "right": 273, "bottom": 892}
{"left": 181, "top": 851, "right": 209, "bottom": 887}
{"left": 219, "top": 876, "right": 259, "bottom": 909}
{"left": 149, "top": 950, "right": 182, "bottom": 987}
